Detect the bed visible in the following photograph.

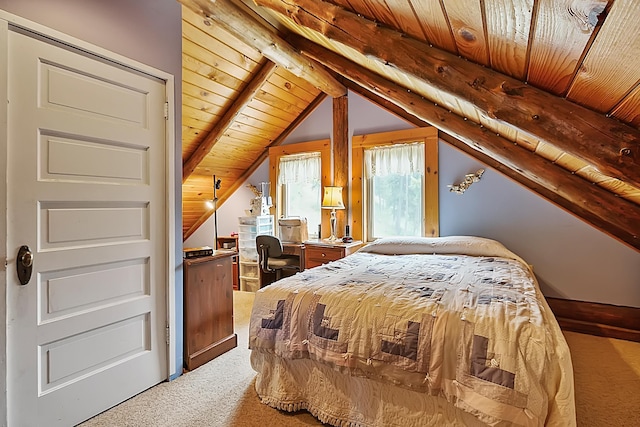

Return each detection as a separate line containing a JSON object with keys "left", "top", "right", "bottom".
{"left": 248, "top": 236, "right": 576, "bottom": 426}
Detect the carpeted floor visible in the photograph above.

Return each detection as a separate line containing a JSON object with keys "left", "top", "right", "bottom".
{"left": 80, "top": 291, "right": 318, "bottom": 427}
{"left": 80, "top": 291, "right": 640, "bottom": 427}
{"left": 563, "top": 329, "right": 640, "bottom": 426}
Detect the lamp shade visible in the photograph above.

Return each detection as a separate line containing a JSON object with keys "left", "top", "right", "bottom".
{"left": 321, "top": 186, "right": 345, "bottom": 209}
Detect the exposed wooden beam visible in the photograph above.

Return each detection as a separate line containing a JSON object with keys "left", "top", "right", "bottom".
{"left": 333, "top": 95, "right": 349, "bottom": 236}
{"left": 254, "top": 0, "right": 640, "bottom": 189}
{"left": 182, "top": 60, "right": 277, "bottom": 183}
{"left": 184, "top": 92, "right": 328, "bottom": 240}
{"left": 347, "top": 78, "right": 639, "bottom": 248}
{"left": 343, "top": 80, "right": 567, "bottom": 198}
{"left": 294, "top": 37, "right": 640, "bottom": 251}
{"left": 178, "top": 0, "right": 346, "bottom": 98}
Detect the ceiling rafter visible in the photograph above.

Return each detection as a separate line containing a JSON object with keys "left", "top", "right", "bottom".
{"left": 254, "top": 0, "right": 640, "bottom": 189}
{"left": 347, "top": 77, "right": 640, "bottom": 250}
{"left": 293, "top": 37, "right": 640, "bottom": 250}
{"left": 178, "top": 0, "right": 347, "bottom": 98}
{"left": 182, "top": 60, "right": 278, "bottom": 182}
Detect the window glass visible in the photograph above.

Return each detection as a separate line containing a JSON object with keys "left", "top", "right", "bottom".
{"left": 364, "top": 142, "right": 424, "bottom": 239}
{"left": 278, "top": 152, "right": 321, "bottom": 238}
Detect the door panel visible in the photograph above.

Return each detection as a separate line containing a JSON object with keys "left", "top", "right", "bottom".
{"left": 43, "top": 62, "right": 148, "bottom": 125}
{"left": 44, "top": 135, "right": 148, "bottom": 183}
{"left": 6, "top": 28, "right": 167, "bottom": 427}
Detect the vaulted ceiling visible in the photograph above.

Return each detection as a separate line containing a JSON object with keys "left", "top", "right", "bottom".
{"left": 179, "top": 0, "right": 640, "bottom": 251}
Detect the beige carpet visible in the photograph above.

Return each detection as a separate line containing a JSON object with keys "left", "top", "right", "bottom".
{"left": 80, "top": 291, "right": 640, "bottom": 426}
{"left": 563, "top": 330, "right": 640, "bottom": 426}
{"left": 80, "top": 291, "right": 319, "bottom": 427}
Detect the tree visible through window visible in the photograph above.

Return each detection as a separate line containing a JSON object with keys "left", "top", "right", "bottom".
{"left": 365, "top": 143, "right": 424, "bottom": 238}
{"left": 352, "top": 127, "right": 439, "bottom": 242}
{"left": 278, "top": 152, "right": 321, "bottom": 237}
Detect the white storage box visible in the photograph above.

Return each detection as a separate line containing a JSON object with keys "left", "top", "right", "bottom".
{"left": 238, "top": 224, "right": 257, "bottom": 234}
{"left": 240, "top": 262, "right": 259, "bottom": 278}
{"left": 238, "top": 231, "right": 255, "bottom": 242}
{"left": 278, "top": 217, "right": 308, "bottom": 243}
{"left": 239, "top": 247, "right": 258, "bottom": 262}
{"left": 240, "top": 277, "right": 260, "bottom": 292}
{"left": 239, "top": 215, "right": 273, "bottom": 226}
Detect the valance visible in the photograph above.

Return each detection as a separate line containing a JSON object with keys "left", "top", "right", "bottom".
{"left": 364, "top": 142, "right": 424, "bottom": 177}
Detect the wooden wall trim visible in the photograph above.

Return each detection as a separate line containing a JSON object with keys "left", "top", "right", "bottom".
{"left": 546, "top": 297, "right": 640, "bottom": 343}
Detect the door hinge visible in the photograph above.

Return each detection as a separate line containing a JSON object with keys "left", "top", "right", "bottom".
{"left": 165, "top": 324, "right": 170, "bottom": 345}
{"left": 163, "top": 102, "right": 169, "bottom": 120}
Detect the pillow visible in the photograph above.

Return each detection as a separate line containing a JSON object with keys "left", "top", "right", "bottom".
{"left": 358, "top": 235, "right": 525, "bottom": 263}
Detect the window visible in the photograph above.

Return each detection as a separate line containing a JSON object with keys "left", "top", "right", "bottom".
{"left": 278, "top": 152, "right": 321, "bottom": 235}
{"left": 352, "top": 127, "right": 439, "bottom": 242}
{"left": 365, "top": 143, "right": 424, "bottom": 238}
{"left": 269, "top": 139, "right": 331, "bottom": 239}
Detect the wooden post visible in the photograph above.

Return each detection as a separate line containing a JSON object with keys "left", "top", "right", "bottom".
{"left": 333, "top": 95, "right": 349, "bottom": 238}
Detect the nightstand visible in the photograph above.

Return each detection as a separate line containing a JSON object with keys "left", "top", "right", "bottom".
{"left": 304, "top": 239, "right": 363, "bottom": 269}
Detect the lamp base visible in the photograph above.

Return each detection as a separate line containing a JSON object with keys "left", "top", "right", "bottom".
{"left": 327, "top": 209, "right": 338, "bottom": 242}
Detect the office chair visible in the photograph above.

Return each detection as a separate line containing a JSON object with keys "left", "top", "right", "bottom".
{"left": 256, "top": 235, "right": 300, "bottom": 286}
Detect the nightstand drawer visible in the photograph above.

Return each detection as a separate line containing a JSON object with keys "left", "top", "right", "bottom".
{"left": 303, "top": 240, "right": 363, "bottom": 269}
{"left": 306, "top": 246, "right": 344, "bottom": 267}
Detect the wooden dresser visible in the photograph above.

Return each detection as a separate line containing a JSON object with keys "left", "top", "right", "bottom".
{"left": 183, "top": 251, "right": 237, "bottom": 371}
{"left": 304, "top": 240, "right": 363, "bottom": 269}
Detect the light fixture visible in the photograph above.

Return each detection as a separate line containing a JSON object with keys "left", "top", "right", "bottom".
{"left": 321, "top": 186, "right": 345, "bottom": 242}
{"left": 205, "top": 176, "right": 222, "bottom": 246}
{"left": 205, "top": 176, "right": 221, "bottom": 209}
{"left": 448, "top": 169, "right": 484, "bottom": 194}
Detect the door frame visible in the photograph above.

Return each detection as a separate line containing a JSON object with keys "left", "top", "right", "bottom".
{"left": 0, "top": 11, "right": 177, "bottom": 423}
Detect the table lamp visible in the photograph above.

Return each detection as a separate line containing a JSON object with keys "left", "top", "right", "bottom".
{"left": 321, "top": 186, "right": 345, "bottom": 242}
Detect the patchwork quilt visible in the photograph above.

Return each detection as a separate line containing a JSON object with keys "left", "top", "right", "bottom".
{"left": 249, "top": 236, "right": 576, "bottom": 426}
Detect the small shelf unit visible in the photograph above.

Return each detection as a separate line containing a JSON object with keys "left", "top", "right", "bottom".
{"left": 237, "top": 215, "right": 274, "bottom": 292}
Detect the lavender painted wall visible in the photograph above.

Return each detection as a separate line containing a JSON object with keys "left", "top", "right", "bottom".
{"left": 438, "top": 144, "right": 640, "bottom": 306}
{"left": 193, "top": 90, "right": 640, "bottom": 308}
{"left": 0, "top": 0, "right": 184, "bottom": 376}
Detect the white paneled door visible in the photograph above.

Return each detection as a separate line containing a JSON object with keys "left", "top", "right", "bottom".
{"left": 6, "top": 28, "right": 168, "bottom": 426}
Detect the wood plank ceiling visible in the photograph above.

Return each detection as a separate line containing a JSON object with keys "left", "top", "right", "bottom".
{"left": 179, "top": 0, "right": 640, "bottom": 251}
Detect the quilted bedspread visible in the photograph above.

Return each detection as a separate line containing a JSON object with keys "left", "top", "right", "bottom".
{"left": 249, "top": 236, "right": 576, "bottom": 426}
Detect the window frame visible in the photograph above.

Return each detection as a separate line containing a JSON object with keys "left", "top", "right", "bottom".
{"left": 352, "top": 127, "right": 439, "bottom": 242}
{"left": 269, "top": 139, "right": 332, "bottom": 238}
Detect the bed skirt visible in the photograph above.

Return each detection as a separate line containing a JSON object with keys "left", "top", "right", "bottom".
{"left": 251, "top": 350, "right": 488, "bottom": 426}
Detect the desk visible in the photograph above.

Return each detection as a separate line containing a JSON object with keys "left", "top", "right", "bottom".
{"left": 282, "top": 242, "right": 305, "bottom": 271}
{"left": 259, "top": 242, "right": 305, "bottom": 287}
{"left": 216, "top": 235, "right": 238, "bottom": 250}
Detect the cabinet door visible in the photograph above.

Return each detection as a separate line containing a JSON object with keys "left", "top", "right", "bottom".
{"left": 184, "top": 256, "right": 236, "bottom": 370}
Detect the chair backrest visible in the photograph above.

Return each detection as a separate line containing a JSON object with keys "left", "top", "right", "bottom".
{"left": 256, "top": 234, "right": 283, "bottom": 258}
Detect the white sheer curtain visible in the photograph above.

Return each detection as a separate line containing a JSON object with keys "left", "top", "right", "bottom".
{"left": 364, "top": 142, "right": 424, "bottom": 177}
{"left": 364, "top": 142, "right": 424, "bottom": 239}
{"left": 278, "top": 152, "right": 321, "bottom": 184}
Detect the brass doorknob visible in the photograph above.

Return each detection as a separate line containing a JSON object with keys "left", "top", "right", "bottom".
{"left": 17, "top": 245, "right": 33, "bottom": 285}
{"left": 21, "top": 250, "right": 33, "bottom": 268}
